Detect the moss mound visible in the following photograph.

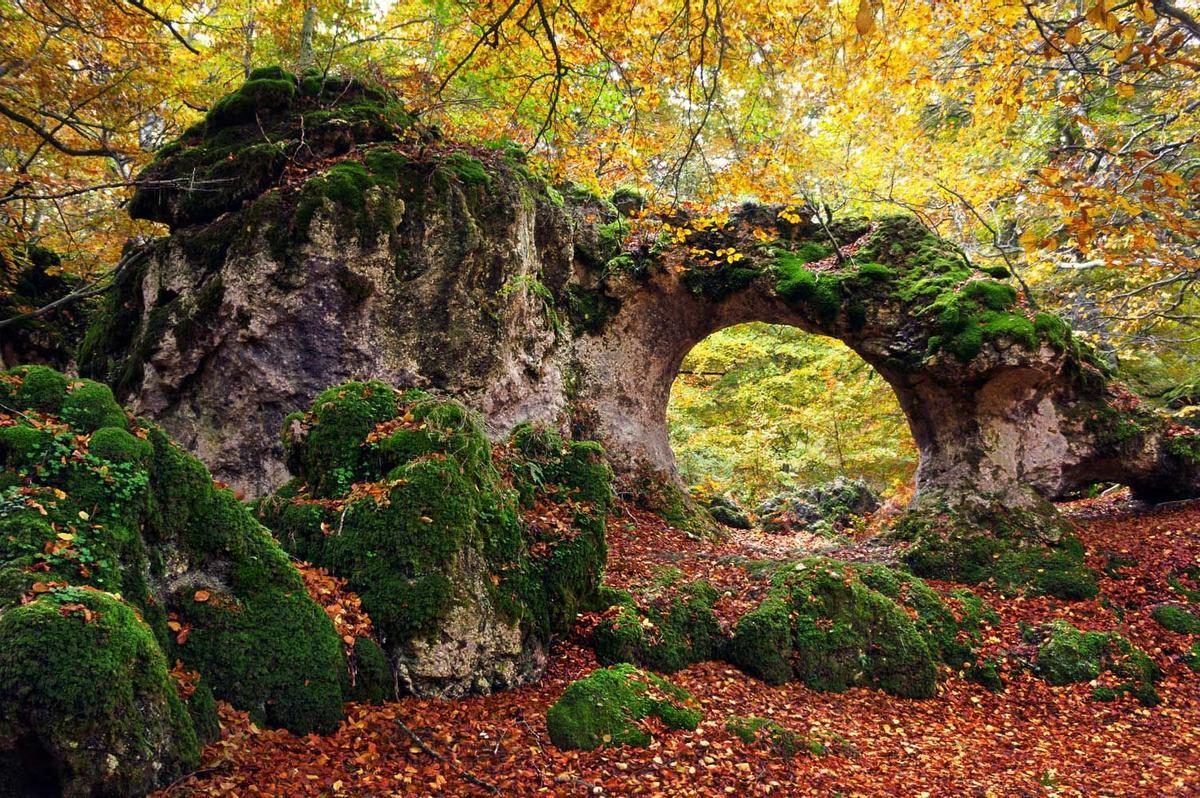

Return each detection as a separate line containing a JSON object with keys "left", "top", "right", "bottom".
{"left": 727, "top": 558, "right": 995, "bottom": 698}
{"left": 0, "top": 366, "right": 351, "bottom": 794}
{"left": 545, "top": 664, "right": 701, "bottom": 751}
{"left": 591, "top": 580, "right": 722, "bottom": 673}
{"left": 893, "top": 501, "right": 1098, "bottom": 600}
{"left": 1031, "top": 621, "right": 1160, "bottom": 706}
{"left": 259, "top": 387, "right": 612, "bottom": 695}
{"left": 130, "top": 67, "right": 416, "bottom": 231}
{"left": 0, "top": 588, "right": 201, "bottom": 798}
{"left": 1150, "top": 603, "right": 1200, "bottom": 635}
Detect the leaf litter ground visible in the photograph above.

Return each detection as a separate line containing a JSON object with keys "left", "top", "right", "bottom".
{"left": 155, "top": 493, "right": 1200, "bottom": 797}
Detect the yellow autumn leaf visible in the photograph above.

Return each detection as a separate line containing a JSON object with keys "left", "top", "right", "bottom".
{"left": 855, "top": 0, "right": 876, "bottom": 37}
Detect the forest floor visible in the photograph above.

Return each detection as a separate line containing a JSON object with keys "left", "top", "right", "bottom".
{"left": 156, "top": 494, "right": 1200, "bottom": 798}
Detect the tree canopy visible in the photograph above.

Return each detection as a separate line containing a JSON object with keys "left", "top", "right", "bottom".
{"left": 1, "top": 0, "right": 1197, "bottom": 487}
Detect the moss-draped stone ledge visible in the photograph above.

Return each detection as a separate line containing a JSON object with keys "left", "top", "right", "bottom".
{"left": 0, "top": 366, "right": 353, "bottom": 797}
{"left": 256, "top": 381, "right": 612, "bottom": 698}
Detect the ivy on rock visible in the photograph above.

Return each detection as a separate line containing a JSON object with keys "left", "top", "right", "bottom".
{"left": 0, "top": 366, "right": 352, "bottom": 797}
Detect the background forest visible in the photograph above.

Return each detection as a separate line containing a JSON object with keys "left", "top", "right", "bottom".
{"left": 2, "top": 0, "right": 1198, "bottom": 500}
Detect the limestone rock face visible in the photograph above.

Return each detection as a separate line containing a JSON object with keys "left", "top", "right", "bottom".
{"left": 80, "top": 71, "right": 1200, "bottom": 522}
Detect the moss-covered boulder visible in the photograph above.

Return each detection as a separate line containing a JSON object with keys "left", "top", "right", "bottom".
{"left": 0, "top": 589, "right": 200, "bottom": 798}
{"left": 545, "top": 664, "right": 701, "bottom": 751}
{"left": 727, "top": 558, "right": 996, "bottom": 698}
{"left": 1032, "top": 621, "right": 1161, "bottom": 706}
{"left": 894, "top": 500, "right": 1098, "bottom": 601}
{"left": 258, "top": 385, "right": 612, "bottom": 697}
{"left": 0, "top": 366, "right": 351, "bottom": 796}
{"left": 591, "top": 581, "right": 722, "bottom": 673}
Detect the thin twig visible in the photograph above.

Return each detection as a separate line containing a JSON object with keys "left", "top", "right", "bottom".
{"left": 394, "top": 718, "right": 499, "bottom": 793}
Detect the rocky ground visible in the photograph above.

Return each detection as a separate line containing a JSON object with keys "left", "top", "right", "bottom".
{"left": 151, "top": 493, "right": 1200, "bottom": 798}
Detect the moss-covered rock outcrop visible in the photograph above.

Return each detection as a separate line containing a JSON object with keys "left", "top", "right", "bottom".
{"left": 1031, "top": 621, "right": 1161, "bottom": 706}
{"left": 545, "top": 663, "right": 701, "bottom": 751}
{"left": 257, "top": 383, "right": 612, "bottom": 697}
{"left": 727, "top": 558, "right": 997, "bottom": 697}
{"left": 0, "top": 366, "right": 351, "bottom": 796}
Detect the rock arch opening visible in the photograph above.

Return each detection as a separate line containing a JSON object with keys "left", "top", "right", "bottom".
{"left": 666, "top": 322, "right": 917, "bottom": 505}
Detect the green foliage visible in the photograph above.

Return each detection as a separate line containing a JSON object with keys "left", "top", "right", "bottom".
{"left": 1033, "top": 620, "right": 1160, "bottom": 706}
{"left": 668, "top": 323, "right": 916, "bottom": 503}
{"left": 545, "top": 664, "right": 701, "bottom": 751}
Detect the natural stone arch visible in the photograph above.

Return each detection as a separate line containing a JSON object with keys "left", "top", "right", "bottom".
{"left": 78, "top": 70, "right": 1200, "bottom": 546}
{"left": 571, "top": 208, "right": 1198, "bottom": 514}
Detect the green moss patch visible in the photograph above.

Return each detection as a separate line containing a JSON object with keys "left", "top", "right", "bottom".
{"left": 727, "top": 558, "right": 994, "bottom": 698}
{"left": 0, "top": 364, "right": 350, "bottom": 783}
{"left": 1032, "top": 621, "right": 1160, "bottom": 706}
{"left": 1151, "top": 603, "right": 1200, "bottom": 635}
{"left": 770, "top": 214, "right": 1087, "bottom": 368}
{"left": 545, "top": 664, "right": 701, "bottom": 751}
{"left": 893, "top": 500, "right": 1097, "bottom": 600}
